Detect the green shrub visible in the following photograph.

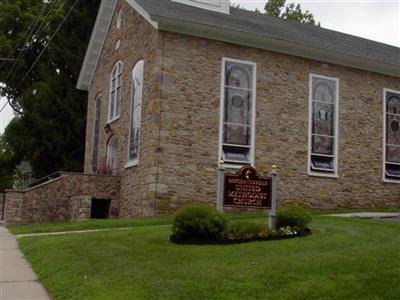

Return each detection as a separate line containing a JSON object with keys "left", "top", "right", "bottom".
{"left": 227, "top": 221, "right": 267, "bottom": 240}
{"left": 172, "top": 205, "right": 228, "bottom": 240}
{"left": 276, "top": 204, "right": 311, "bottom": 230}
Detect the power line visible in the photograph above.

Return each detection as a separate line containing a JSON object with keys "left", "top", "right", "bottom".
{"left": 4, "top": 0, "right": 57, "bottom": 78}
{"left": 18, "top": 0, "right": 80, "bottom": 87}
{"left": 0, "top": 1, "right": 48, "bottom": 70}
{"left": 4, "top": 0, "right": 65, "bottom": 82}
{"left": 30, "top": 0, "right": 61, "bottom": 44}
{"left": 0, "top": 99, "right": 8, "bottom": 113}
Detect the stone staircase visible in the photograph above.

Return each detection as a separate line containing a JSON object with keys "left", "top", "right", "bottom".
{"left": 3, "top": 172, "right": 120, "bottom": 226}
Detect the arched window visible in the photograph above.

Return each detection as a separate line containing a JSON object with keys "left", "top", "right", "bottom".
{"left": 309, "top": 74, "right": 339, "bottom": 176}
{"left": 127, "top": 60, "right": 144, "bottom": 165}
{"left": 108, "top": 61, "right": 123, "bottom": 122}
{"left": 385, "top": 90, "right": 400, "bottom": 181}
{"left": 107, "top": 136, "right": 118, "bottom": 175}
{"left": 116, "top": 9, "right": 122, "bottom": 29}
{"left": 92, "top": 94, "right": 102, "bottom": 173}
{"left": 220, "top": 58, "right": 256, "bottom": 165}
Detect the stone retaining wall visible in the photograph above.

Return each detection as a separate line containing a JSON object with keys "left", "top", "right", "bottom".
{"left": 0, "top": 194, "right": 5, "bottom": 221}
{"left": 4, "top": 173, "right": 120, "bottom": 226}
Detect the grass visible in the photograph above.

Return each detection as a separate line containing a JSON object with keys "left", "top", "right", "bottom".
{"left": 8, "top": 212, "right": 270, "bottom": 235}
{"left": 9, "top": 208, "right": 400, "bottom": 235}
{"left": 8, "top": 216, "right": 174, "bottom": 235}
{"left": 17, "top": 215, "right": 400, "bottom": 300}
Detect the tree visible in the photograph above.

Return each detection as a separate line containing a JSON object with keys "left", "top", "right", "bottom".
{"left": 265, "top": 0, "right": 320, "bottom": 26}
{"left": 0, "top": 0, "right": 100, "bottom": 178}
{"left": 0, "top": 134, "right": 15, "bottom": 192}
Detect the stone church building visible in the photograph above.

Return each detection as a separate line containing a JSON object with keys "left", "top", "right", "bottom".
{"left": 4, "top": 0, "right": 400, "bottom": 225}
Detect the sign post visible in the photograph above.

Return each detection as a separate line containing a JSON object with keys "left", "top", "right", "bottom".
{"left": 216, "top": 160, "right": 225, "bottom": 212}
{"left": 268, "top": 165, "right": 278, "bottom": 231}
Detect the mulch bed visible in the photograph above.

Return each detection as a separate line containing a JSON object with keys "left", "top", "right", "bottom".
{"left": 170, "top": 228, "right": 311, "bottom": 245}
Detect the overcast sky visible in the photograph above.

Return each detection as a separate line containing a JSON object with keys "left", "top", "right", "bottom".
{"left": 232, "top": 0, "right": 400, "bottom": 47}
{"left": 1, "top": 0, "right": 399, "bottom": 134}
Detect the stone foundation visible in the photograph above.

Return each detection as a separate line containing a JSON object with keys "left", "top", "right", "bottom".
{"left": 70, "top": 195, "right": 92, "bottom": 222}
{"left": 4, "top": 172, "right": 120, "bottom": 226}
{"left": 0, "top": 194, "right": 4, "bottom": 221}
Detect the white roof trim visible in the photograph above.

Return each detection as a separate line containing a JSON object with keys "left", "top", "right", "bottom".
{"left": 77, "top": 0, "right": 158, "bottom": 91}
{"left": 125, "top": 0, "right": 159, "bottom": 29}
{"left": 171, "top": 0, "right": 230, "bottom": 14}
{"left": 78, "top": 0, "right": 400, "bottom": 91}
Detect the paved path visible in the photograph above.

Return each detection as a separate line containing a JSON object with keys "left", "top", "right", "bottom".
{"left": 0, "top": 225, "right": 50, "bottom": 300}
{"left": 329, "top": 212, "right": 400, "bottom": 222}
{"left": 15, "top": 226, "right": 134, "bottom": 238}
{"left": 14, "top": 224, "right": 171, "bottom": 238}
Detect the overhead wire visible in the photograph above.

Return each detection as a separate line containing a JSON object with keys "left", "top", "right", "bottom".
{"left": 0, "top": 1, "right": 47, "bottom": 70}
{"left": 0, "top": 1, "right": 48, "bottom": 71}
{"left": 3, "top": 0, "right": 71, "bottom": 114}
{"left": 0, "top": 99, "right": 8, "bottom": 113}
{"left": 18, "top": 0, "right": 80, "bottom": 88}
{"left": 4, "top": 0, "right": 64, "bottom": 83}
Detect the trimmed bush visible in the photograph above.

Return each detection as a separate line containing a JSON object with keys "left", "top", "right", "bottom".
{"left": 172, "top": 205, "right": 228, "bottom": 241}
{"left": 276, "top": 204, "right": 311, "bottom": 230}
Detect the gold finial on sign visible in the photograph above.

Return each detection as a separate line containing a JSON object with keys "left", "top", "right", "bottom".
{"left": 219, "top": 159, "right": 224, "bottom": 166}
{"left": 272, "top": 165, "right": 278, "bottom": 173}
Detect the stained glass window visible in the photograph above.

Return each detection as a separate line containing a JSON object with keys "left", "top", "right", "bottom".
{"left": 107, "top": 136, "right": 118, "bottom": 175}
{"left": 309, "top": 75, "right": 338, "bottom": 175}
{"left": 127, "top": 60, "right": 144, "bottom": 164}
{"left": 220, "top": 59, "right": 255, "bottom": 164}
{"left": 92, "top": 94, "right": 101, "bottom": 173}
{"left": 385, "top": 91, "right": 400, "bottom": 180}
{"left": 108, "top": 61, "right": 123, "bottom": 122}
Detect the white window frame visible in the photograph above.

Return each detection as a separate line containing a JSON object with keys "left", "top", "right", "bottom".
{"left": 116, "top": 9, "right": 122, "bottom": 29}
{"left": 383, "top": 88, "right": 400, "bottom": 183}
{"left": 107, "top": 136, "right": 118, "bottom": 175}
{"left": 92, "top": 93, "right": 102, "bottom": 173}
{"left": 308, "top": 74, "right": 339, "bottom": 178}
{"left": 108, "top": 61, "right": 123, "bottom": 123}
{"left": 218, "top": 57, "right": 257, "bottom": 168}
{"left": 126, "top": 60, "right": 144, "bottom": 168}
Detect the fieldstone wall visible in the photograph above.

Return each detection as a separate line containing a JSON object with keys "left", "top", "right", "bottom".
{"left": 70, "top": 195, "right": 92, "bottom": 221}
{"left": 4, "top": 191, "right": 24, "bottom": 224}
{"left": 4, "top": 173, "right": 120, "bottom": 226}
{"left": 83, "top": 1, "right": 400, "bottom": 217}
{"left": 85, "top": 0, "right": 163, "bottom": 217}
{"left": 0, "top": 194, "right": 4, "bottom": 220}
{"left": 156, "top": 31, "right": 400, "bottom": 211}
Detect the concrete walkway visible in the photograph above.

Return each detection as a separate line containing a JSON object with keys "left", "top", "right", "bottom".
{"left": 329, "top": 212, "right": 400, "bottom": 222}
{"left": 0, "top": 225, "right": 50, "bottom": 300}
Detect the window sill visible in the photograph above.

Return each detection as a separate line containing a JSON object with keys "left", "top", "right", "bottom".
{"left": 383, "top": 178, "right": 400, "bottom": 184}
{"left": 308, "top": 171, "right": 338, "bottom": 179}
{"left": 220, "top": 163, "right": 251, "bottom": 170}
{"left": 125, "top": 160, "right": 139, "bottom": 169}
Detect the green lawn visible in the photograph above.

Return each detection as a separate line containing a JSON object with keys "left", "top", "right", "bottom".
{"left": 18, "top": 216, "right": 400, "bottom": 300}
{"left": 9, "top": 208, "right": 400, "bottom": 235}
{"left": 8, "top": 216, "right": 174, "bottom": 235}
{"left": 8, "top": 212, "right": 270, "bottom": 235}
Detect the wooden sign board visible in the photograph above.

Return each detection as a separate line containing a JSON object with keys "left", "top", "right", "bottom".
{"left": 223, "top": 166, "right": 272, "bottom": 209}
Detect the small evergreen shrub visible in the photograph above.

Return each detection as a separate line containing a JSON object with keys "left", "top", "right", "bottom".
{"left": 172, "top": 205, "right": 228, "bottom": 240}
{"left": 276, "top": 204, "right": 311, "bottom": 230}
